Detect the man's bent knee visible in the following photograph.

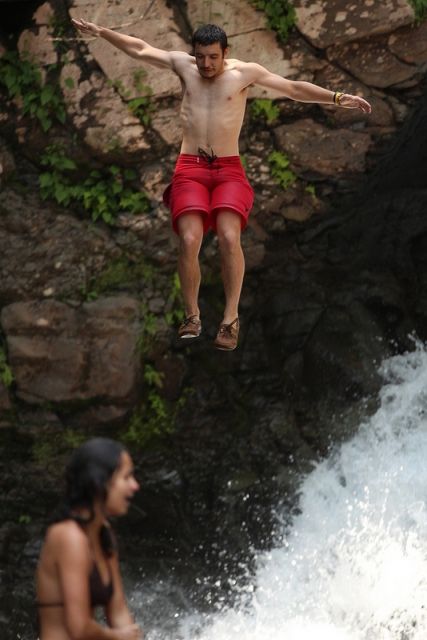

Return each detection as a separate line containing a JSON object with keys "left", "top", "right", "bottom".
{"left": 177, "top": 210, "right": 204, "bottom": 231}
{"left": 177, "top": 212, "right": 204, "bottom": 250}
{"left": 219, "top": 229, "right": 240, "bottom": 249}
{"left": 216, "top": 210, "right": 242, "bottom": 244}
{"left": 180, "top": 230, "right": 203, "bottom": 253}
{"left": 217, "top": 221, "right": 241, "bottom": 252}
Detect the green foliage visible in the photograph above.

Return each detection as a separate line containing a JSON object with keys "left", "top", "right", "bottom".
{"left": 39, "top": 145, "right": 151, "bottom": 224}
{"left": 82, "top": 256, "right": 155, "bottom": 301}
{"left": 0, "top": 52, "right": 66, "bottom": 132}
{"left": 143, "top": 363, "right": 164, "bottom": 388}
{"left": 250, "top": 98, "right": 280, "bottom": 124}
{"left": 48, "top": 15, "right": 72, "bottom": 57}
{"left": 136, "top": 273, "right": 184, "bottom": 352}
{"left": 165, "top": 273, "right": 184, "bottom": 327}
{"left": 125, "top": 273, "right": 189, "bottom": 447}
{"left": 79, "top": 167, "right": 149, "bottom": 223}
{"left": 39, "top": 146, "right": 78, "bottom": 206}
{"left": 129, "top": 69, "right": 154, "bottom": 125}
{"left": 32, "top": 428, "right": 86, "bottom": 467}
{"left": 102, "top": 258, "right": 153, "bottom": 291}
{"left": 250, "top": 0, "right": 296, "bottom": 42}
{"left": 128, "top": 96, "right": 154, "bottom": 126}
{"left": 110, "top": 70, "right": 154, "bottom": 125}
{"left": 18, "top": 514, "right": 32, "bottom": 525}
{"left": 268, "top": 150, "right": 297, "bottom": 189}
{"left": 124, "top": 369, "right": 189, "bottom": 448}
{"left": 32, "top": 439, "right": 54, "bottom": 466}
{"left": 62, "top": 429, "right": 86, "bottom": 449}
{"left": 410, "top": 0, "right": 427, "bottom": 20}
{"left": 132, "top": 69, "right": 149, "bottom": 94}
{"left": 64, "top": 77, "right": 75, "bottom": 90}
{"left": 136, "top": 306, "right": 158, "bottom": 356}
{"left": 0, "top": 347, "right": 13, "bottom": 388}
{"left": 108, "top": 78, "right": 131, "bottom": 98}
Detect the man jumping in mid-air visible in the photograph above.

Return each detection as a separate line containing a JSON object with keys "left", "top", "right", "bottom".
{"left": 72, "top": 19, "right": 371, "bottom": 351}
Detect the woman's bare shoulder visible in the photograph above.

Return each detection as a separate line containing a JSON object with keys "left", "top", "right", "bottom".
{"left": 45, "top": 520, "right": 89, "bottom": 552}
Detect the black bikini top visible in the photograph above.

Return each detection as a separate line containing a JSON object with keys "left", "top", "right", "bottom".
{"left": 89, "top": 561, "right": 114, "bottom": 608}
{"left": 37, "top": 562, "right": 114, "bottom": 609}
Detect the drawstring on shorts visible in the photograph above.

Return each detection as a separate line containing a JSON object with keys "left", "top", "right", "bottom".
{"left": 198, "top": 147, "right": 218, "bottom": 164}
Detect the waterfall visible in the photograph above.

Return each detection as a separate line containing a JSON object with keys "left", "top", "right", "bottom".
{"left": 140, "top": 343, "right": 427, "bottom": 640}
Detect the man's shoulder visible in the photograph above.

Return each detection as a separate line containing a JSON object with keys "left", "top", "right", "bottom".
{"left": 171, "top": 50, "right": 192, "bottom": 60}
{"left": 171, "top": 50, "right": 194, "bottom": 67}
{"left": 228, "top": 59, "right": 265, "bottom": 83}
{"left": 227, "top": 58, "right": 248, "bottom": 68}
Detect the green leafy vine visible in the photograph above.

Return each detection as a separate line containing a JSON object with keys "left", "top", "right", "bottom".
{"left": 410, "top": 0, "right": 427, "bottom": 20}
{"left": 0, "top": 346, "right": 14, "bottom": 388}
{"left": 0, "top": 52, "right": 66, "bottom": 132}
{"left": 250, "top": 0, "right": 296, "bottom": 42}
{"left": 268, "top": 150, "right": 296, "bottom": 189}
{"left": 250, "top": 98, "right": 280, "bottom": 124}
{"left": 39, "top": 145, "right": 150, "bottom": 224}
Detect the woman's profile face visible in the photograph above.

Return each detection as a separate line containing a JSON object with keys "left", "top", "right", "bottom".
{"left": 105, "top": 451, "right": 139, "bottom": 516}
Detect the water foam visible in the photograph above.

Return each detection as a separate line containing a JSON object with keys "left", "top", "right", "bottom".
{"left": 177, "top": 343, "right": 427, "bottom": 640}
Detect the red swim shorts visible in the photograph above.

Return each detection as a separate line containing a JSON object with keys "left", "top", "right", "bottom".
{"left": 163, "top": 154, "right": 254, "bottom": 235}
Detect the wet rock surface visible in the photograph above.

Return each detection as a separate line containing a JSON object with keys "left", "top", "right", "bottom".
{"left": 293, "top": 0, "right": 414, "bottom": 48}
{"left": 1, "top": 1, "right": 427, "bottom": 638}
{"left": 1, "top": 297, "right": 141, "bottom": 406}
{"left": 0, "top": 187, "right": 119, "bottom": 303}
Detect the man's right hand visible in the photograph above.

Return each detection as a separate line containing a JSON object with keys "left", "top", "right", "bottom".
{"left": 71, "top": 18, "right": 102, "bottom": 38}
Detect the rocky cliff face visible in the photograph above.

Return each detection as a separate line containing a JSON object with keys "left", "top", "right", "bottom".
{"left": 1, "top": 2, "right": 427, "bottom": 635}
{"left": 1, "top": 0, "right": 425, "bottom": 418}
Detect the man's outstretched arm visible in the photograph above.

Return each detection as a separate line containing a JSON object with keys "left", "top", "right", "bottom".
{"left": 246, "top": 63, "right": 371, "bottom": 113}
{"left": 71, "top": 19, "right": 186, "bottom": 70}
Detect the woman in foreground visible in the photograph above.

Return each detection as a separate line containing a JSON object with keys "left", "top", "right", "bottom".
{"left": 36, "top": 437, "right": 142, "bottom": 640}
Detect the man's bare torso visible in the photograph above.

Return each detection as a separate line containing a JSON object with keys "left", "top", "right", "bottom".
{"left": 174, "top": 54, "right": 251, "bottom": 157}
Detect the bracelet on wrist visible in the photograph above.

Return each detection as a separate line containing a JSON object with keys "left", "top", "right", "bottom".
{"left": 333, "top": 91, "right": 344, "bottom": 106}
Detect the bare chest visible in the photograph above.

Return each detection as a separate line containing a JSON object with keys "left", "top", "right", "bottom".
{"left": 182, "top": 71, "right": 248, "bottom": 111}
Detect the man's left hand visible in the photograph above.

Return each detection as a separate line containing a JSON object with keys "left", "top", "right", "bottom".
{"left": 340, "top": 94, "right": 372, "bottom": 113}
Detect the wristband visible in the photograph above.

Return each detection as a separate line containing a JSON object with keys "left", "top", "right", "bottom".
{"left": 333, "top": 91, "right": 344, "bottom": 106}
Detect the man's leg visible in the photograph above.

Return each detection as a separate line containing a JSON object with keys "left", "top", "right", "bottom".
{"left": 216, "top": 209, "right": 244, "bottom": 324}
{"left": 176, "top": 212, "right": 204, "bottom": 335}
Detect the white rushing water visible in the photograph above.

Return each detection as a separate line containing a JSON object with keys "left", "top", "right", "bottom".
{"left": 144, "top": 343, "right": 427, "bottom": 640}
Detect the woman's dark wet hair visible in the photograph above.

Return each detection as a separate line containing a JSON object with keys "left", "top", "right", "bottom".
{"left": 54, "top": 438, "right": 127, "bottom": 555}
{"left": 192, "top": 24, "right": 228, "bottom": 53}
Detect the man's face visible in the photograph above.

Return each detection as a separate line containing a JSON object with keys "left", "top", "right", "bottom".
{"left": 194, "top": 42, "right": 227, "bottom": 79}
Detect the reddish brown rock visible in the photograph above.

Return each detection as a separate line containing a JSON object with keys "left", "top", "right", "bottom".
{"left": 293, "top": 0, "right": 415, "bottom": 48}
{"left": 0, "top": 188, "right": 118, "bottom": 303}
{"left": 0, "top": 139, "right": 16, "bottom": 187}
{"left": 151, "top": 106, "right": 183, "bottom": 148}
{"left": 0, "top": 298, "right": 141, "bottom": 407}
{"left": 273, "top": 119, "right": 372, "bottom": 176}
{"left": 314, "top": 65, "right": 394, "bottom": 129}
{"left": 0, "top": 383, "right": 12, "bottom": 413}
{"left": 388, "top": 20, "right": 427, "bottom": 66}
{"left": 60, "top": 65, "right": 149, "bottom": 157}
{"left": 17, "top": 2, "right": 57, "bottom": 66}
{"left": 327, "top": 39, "right": 418, "bottom": 89}
{"left": 69, "top": 0, "right": 184, "bottom": 98}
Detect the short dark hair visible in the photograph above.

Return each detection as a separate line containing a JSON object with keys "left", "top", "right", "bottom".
{"left": 192, "top": 24, "right": 228, "bottom": 53}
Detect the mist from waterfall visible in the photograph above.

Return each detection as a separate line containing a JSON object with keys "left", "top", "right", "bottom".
{"left": 138, "top": 342, "right": 427, "bottom": 640}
